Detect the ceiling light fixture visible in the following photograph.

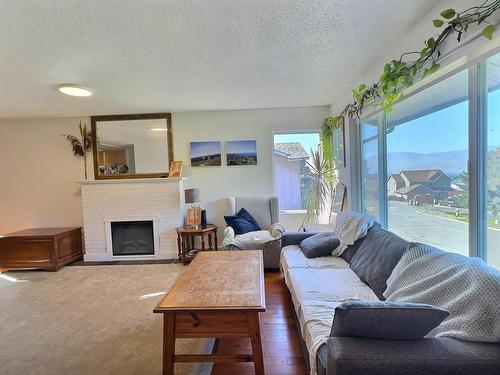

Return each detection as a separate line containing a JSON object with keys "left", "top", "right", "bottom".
{"left": 58, "top": 84, "right": 93, "bottom": 97}
{"left": 150, "top": 128, "right": 167, "bottom": 132}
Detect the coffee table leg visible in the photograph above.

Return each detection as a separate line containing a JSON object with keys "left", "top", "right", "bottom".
{"left": 248, "top": 312, "right": 265, "bottom": 375}
{"left": 163, "top": 313, "right": 175, "bottom": 375}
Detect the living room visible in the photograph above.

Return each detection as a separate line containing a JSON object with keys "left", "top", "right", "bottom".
{"left": 1, "top": 1, "right": 499, "bottom": 375}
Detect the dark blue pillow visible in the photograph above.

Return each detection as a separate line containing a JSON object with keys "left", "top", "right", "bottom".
{"left": 299, "top": 233, "right": 339, "bottom": 258}
{"left": 330, "top": 301, "right": 449, "bottom": 340}
{"left": 224, "top": 208, "right": 260, "bottom": 235}
{"left": 236, "top": 208, "right": 260, "bottom": 231}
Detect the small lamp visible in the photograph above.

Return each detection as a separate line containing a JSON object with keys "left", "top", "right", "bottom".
{"left": 184, "top": 188, "right": 200, "bottom": 208}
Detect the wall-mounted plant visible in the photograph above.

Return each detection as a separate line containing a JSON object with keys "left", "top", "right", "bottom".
{"left": 322, "top": 0, "right": 500, "bottom": 144}
{"left": 62, "top": 122, "right": 92, "bottom": 180}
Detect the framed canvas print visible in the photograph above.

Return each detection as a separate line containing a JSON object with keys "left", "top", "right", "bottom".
{"left": 333, "top": 117, "right": 346, "bottom": 167}
{"left": 168, "top": 160, "right": 184, "bottom": 177}
{"left": 226, "top": 140, "right": 257, "bottom": 166}
{"left": 190, "top": 141, "right": 222, "bottom": 167}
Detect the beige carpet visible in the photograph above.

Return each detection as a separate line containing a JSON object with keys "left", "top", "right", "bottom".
{"left": 0, "top": 264, "right": 214, "bottom": 375}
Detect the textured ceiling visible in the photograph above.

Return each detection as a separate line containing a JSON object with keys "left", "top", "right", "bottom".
{"left": 0, "top": 0, "right": 436, "bottom": 118}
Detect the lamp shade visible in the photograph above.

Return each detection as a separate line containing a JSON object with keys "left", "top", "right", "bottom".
{"left": 184, "top": 188, "right": 200, "bottom": 204}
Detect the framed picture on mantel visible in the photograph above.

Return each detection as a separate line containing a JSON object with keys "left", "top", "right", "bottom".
{"left": 169, "top": 160, "right": 184, "bottom": 177}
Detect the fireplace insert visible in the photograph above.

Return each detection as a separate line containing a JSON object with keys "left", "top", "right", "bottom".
{"left": 111, "top": 221, "right": 154, "bottom": 256}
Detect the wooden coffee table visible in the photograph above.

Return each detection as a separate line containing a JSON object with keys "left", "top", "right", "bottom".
{"left": 154, "top": 250, "right": 266, "bottom": 375}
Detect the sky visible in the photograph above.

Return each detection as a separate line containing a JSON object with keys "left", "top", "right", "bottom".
{"left": 190, "top": 141, "right": 221, "bottom": 158}
{"left": 227, "top": 140, "right": 256, "bottom": 154}
{"left": 364, "top": 88, "right": 500, "bottom": 157}
{"left": 274, "top": 133, "right": 320, "bottom": 157}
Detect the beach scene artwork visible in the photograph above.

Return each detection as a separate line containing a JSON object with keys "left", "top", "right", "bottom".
{"left": 227, "top": 140, "right": 257, "bottom": 166}
{"left": 190, "top": 141, "right": 222, "bottom": 167}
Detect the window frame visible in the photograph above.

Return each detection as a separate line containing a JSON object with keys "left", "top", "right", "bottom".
{"left": 272, "top": 129, "right": 321, "bottom": 214}
{"left": 356, "top": 49, "right": 500, "bottom": 264}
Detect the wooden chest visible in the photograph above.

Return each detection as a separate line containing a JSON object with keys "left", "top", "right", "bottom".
{"left": 0, "top": 227, "right": 83, "bottom": 271}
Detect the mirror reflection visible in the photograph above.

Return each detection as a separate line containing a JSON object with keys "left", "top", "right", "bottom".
{"left": 94, "top": 117, "right": 171, "bottom": 177}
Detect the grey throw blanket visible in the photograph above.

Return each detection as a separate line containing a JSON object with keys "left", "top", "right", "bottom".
{"left": 384, "top": 243, "right": 500, "bottom": 343}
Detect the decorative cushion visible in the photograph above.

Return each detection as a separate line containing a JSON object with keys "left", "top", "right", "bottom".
{"left": 340, "top": 222, "right": 381, "bottom": 263}
{"left": 224, "top": 208, "right": 260, "bottom": 235}
{"left": 299, "top": 233, "right": 340, "bottom": 259}
{"left": 330, "top": 301, "right": 449, "bottom": 340}
{"left": 349, "top": 226, "right": 409, "bottom": 300}
{"left": 236, "top": 208, "right": 261, "bottom": 231}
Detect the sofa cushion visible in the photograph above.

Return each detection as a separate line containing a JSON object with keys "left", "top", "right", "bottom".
{"left": 299, "top": 233, "right": 340, "bottom": 258}
{"left": 280, "top": 245, "right": 349, "bottom": 272}
{"left": 284, "top": 267, "right": 378, "bottom": 375}
{"left": 349, "top": 226, "right": 409, "bottom": 300}
{"left": 224, "top": 208, "right": 260, "bottom": 234}
{"left": 340, "top": 222, "right": 381, "bottom": 263}
{"left": 330, "top": 301, "right": 449, "bottom": 340}
{"left": 326, "top": 337, "right": 500, "bottom": 375}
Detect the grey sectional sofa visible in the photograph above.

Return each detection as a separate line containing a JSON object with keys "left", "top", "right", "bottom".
{"left": 280, "top": 228, "right": 500, "bottom": 375}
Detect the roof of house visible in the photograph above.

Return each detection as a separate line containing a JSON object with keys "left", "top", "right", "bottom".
{"left": 400, "top": 169, "right": 447, "bottom": 183}
{"left": 274, "top": 142, "right": 309, "bottom": 160}
{"left": 396, "top": 184, "right": 435, "bottom": 195}
{"left": 389, "top": 173, "right": 405, "bottom": 183}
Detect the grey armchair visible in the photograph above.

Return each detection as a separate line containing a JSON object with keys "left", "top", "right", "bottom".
{"left": 222, "top": 196, "right": 283, "bottom": 269}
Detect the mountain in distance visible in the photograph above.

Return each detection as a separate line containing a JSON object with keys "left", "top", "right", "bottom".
{"left": 365, "top": 146, "right": 499, "bottom": 176}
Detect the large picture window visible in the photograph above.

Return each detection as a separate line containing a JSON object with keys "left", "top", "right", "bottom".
{"left": 358, "top": 55, "right": 500, "bottom": 269}
{"left": 273, "top": 132, "right": 320, "bottom": 211}
{"left": 386, "top": 70, "right": 469, "bottom": 256}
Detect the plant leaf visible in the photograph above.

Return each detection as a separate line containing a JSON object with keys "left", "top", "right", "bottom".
{"left": 440, "top": 8, "right": 456, "bottom": 19}
{"left": 482, "top": 25, "right": 495, "bottom": 40}
{"left": 433, "top": 19, "right": 444, "bottom": 27}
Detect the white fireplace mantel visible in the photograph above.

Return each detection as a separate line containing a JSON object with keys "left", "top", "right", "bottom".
{"left": 80, "top": 178, "right": 186, "bottom": 261}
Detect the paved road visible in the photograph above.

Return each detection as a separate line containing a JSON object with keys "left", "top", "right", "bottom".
{"left": 388, "top": 201, "right": 499, "bottom": 269}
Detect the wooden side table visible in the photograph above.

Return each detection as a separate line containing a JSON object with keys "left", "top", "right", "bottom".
{"left": 175, "top": 224, "right": 218, "bottom": 265}
{"left": 0, "top": 227, "right": 83, "bottom": 271}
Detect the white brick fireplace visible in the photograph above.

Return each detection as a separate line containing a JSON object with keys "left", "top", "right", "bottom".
{"left": 80, "top": 178, "right": 185, "bottom": 261}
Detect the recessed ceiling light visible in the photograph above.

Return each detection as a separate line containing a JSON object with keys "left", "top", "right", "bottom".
{"left": 58, "top": 84, "right": 93, "bottom": 97}
{"left": 150, "top": 128, "right": 167, "bottom": 132}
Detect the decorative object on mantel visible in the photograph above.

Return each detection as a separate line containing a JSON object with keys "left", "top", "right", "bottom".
{"left": 320, "top": 1, "right": 500, "bottom": 155}
{"left": 185, "top": 188, "right": 202, "bottom": 228}
{"left": 168, "top": 160, "right": 184, "bottom": 177}
{"left": 227, "top": 140, "right": 257, "bottom": 166}
{"left": 190, "top": 141, "right": 221, "bottom": 167}
{"left": 62, "top": 122, "right": 92, "bottom": 180}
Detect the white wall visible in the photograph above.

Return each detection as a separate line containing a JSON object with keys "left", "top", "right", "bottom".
{"left": 0, "top": 117, "right": 90, "bottom": 233}
{"left": 0, "top": 106, "right": 328, "bottom": 237}
{"left": 173, "top": 106, "right": 329, "bottom": 236}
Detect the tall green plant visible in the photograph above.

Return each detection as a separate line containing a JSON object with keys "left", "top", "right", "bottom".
{"left": 62, "top": 122, "right": 92, "bottom": 180}
{"left": 300, "top": 148, "right": 336, "bottom": 230}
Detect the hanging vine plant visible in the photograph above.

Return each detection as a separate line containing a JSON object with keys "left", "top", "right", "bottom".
{"left": 322, "top": 0, "right": 500, "bottom": 147}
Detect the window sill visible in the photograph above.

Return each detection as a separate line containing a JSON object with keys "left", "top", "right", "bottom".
{"left": 280, "top": 210, "right": 307, "bottom": 215}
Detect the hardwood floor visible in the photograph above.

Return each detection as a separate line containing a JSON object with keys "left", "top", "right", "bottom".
{"left": 211, "top": 271, "right": 307, "bottom": 375}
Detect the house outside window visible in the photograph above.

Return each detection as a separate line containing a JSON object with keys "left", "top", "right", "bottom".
{"left": 273, "top": 132, "right": 320, "bottom": 211}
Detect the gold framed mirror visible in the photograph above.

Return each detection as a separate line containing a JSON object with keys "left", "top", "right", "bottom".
{"left": 91, "top": 113, "right": 173, "bottom": 180}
